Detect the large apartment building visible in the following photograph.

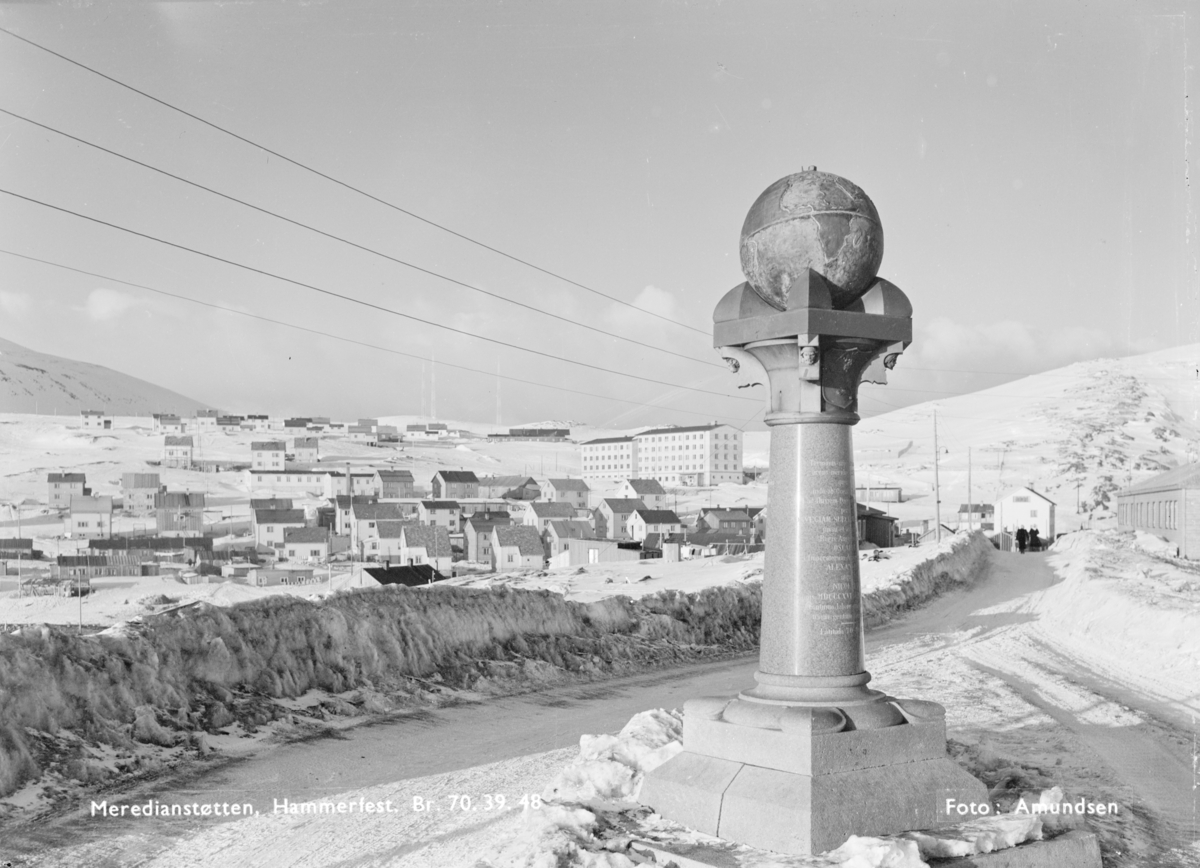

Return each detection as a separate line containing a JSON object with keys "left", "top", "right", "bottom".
{"left": 580, "top": 424, "right": 743, "bottom": 487}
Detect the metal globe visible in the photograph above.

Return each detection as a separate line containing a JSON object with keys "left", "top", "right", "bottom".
{"left": 739, "top": 168, "right": 884, "bottom": 310}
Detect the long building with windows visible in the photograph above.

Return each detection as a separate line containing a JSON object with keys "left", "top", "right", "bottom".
{"left": 580, "top": 424, "right": 743, "bottom": 487}
{"left": 1116, "top": 463, "right": 1200, "bottom": 558}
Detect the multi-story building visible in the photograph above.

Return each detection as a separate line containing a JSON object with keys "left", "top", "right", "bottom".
{"left": 431, "top": 470, "right": 478, "bottom": 500}
{"left": 580, "top": 436, "right": 637, "bottom": 484}
{"left": 192, "top": 410, "right": 220, "bottom": 431}
{"left": 543, "top": 478, "right": 590, "bottom": 510}
{"left": 253, "top": 508, "right": 307, "bottom": 548}
{"left": 580, "top": 424, "right": 743, "bottom": 487}
{"left": 283, "top": 527, "right": 331, "bottom": 563}
{"left": 375, "top": 469, "right": 415, "bottom": 499}
{"left": 462, "top": 511, "right": 510, "bottom": 564}
{"left": 292, "top": 437, "right": 319, "bottom": 463}
{"left": 418, "top": 500, "right": 461, "bottom": 533}
{"left": 121, "top": 472, "right": 162, "bottom": 514}
{"left": 995, "top": 487, "right": 1056, "bottom": 543}
{"left": 48, "top": 472, "right": 88, "bottom": 509}
{"left": 80, "top": 410, "right": 111, "bottom": 429}
{"left": 162, "top": 435, "right": 194, "bottom": 468}
{"left": 69, "top": 495, "right": 113, "bottom": 537}
{"left": 627, "top": 508, "right": 684, "bottom": 542}
{"left": 251, "top": 441, "right": 286, "bottom": 471}
{"left": 155, "top": 491, "right": 207, "bottom": 537}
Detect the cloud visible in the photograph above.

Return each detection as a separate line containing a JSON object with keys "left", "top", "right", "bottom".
{"left": 909, "top": 317, "right": 1117, "bottom": 374}
{"left": 79, "top": 288, "right": 138, "bottom": 321}
{"left": 0, "top": 291, "right": 31, "bottom": 317}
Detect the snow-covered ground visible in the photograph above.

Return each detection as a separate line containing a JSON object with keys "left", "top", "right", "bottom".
{"left": 21, "top": 532, "right": 1198, "bottom": 867}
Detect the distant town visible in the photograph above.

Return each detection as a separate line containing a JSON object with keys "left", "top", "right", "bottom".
{"left": 7, "top": 402, "right": 1184, "bottom": 601}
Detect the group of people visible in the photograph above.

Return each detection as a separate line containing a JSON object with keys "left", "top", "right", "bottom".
{"left": 1015, "top": 525, "right": 1041, "bottom": 554}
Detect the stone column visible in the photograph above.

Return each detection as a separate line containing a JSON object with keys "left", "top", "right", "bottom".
{"left": 638, "top": 169, "right": 988, "bottom": 856}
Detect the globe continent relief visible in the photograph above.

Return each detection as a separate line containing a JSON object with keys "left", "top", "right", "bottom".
{"left": 739, "top": 170, "right": 884, "bottom": 310}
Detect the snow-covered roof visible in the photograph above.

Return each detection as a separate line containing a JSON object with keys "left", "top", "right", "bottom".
{"left": 1119, "top": 463, "right": 1200, "bottom": 496}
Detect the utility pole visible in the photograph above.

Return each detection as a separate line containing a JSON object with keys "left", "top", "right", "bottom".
{"left": 967, "top": 447, "right": 972, "bottom": 533}
{"left": 933, "top": 410, "right": 942, "bottom": 544}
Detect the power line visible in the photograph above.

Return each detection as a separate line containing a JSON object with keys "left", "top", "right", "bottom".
{"left": 0, "top": 247, "right": 754, "bottom": 424}
{"left": 0, "top": 26, "right": 710, "bottom": 336}
{"left": 0, "top": 187, "right": 756, "bottom": 404}
{"left": 0, "top": 107, "right": 723, "bottom": 371}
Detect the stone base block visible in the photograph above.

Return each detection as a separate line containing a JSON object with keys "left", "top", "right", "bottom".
{"left": 930, "top": 830, "right": 1102, "bottom": 867}
{"left": 641, "top": 749, "right": 988, "bottom": 855}
{"left": 629, "top": 830, "right": 1102, "bottom": 868}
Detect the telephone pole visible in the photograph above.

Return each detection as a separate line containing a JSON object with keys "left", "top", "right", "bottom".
{"left": 967, "top": 447, "right": 973, "bottom": 533}
{"left": 933, "top": 410, "right": 942, "bottom": 543}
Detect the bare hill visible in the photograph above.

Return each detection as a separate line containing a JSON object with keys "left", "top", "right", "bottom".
{"left": 0, "top": 336, "right": 211, "bottom": 416}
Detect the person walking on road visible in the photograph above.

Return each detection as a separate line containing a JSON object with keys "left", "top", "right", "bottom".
{"left": 1028, "top": 527, "right": 1041, "bottom": 552}
{"left": 1015, "top": 526, "right": 1028, "bottom": 554}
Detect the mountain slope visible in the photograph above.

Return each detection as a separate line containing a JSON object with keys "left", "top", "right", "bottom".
{"left": 0, "top": 336, "right": 211, "bottom": 416}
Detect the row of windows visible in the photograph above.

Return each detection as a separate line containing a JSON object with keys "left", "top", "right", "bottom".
{"left": 1119, "top": 499, "right": 1178, "bottom": 530}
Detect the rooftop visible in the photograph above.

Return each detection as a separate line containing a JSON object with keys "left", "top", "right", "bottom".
{"left": 546, "top": 478, "right": 589, "bottom": 491}
{"left": 254, "top": 508, "right": 306, "bottom": 524}
{"left": 626, "top": 478, "right": 666, "bottom": 495}
{"left": 435, "top": 470, "right": 479, "bottom": 483}
{"left": 401, "top": 524, "right": 453, "bottom": 557}
{"left": 284, "top": 527, "right": 330, "bottom": 544}
{"left": 493, "top": 524, "right": 544, "bottom": 556}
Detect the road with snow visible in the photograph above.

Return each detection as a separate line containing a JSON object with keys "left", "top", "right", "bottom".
{"left": 9, "top": 547, "right": 1199, "bottom": 867}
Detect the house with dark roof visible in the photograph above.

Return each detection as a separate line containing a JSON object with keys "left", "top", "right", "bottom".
{"left": 491, "top": 524, "right": 544, "bottom": 571}
{"left": 284, "top": 526, "right": 331, "bottom": 562}
{"left": 431, "top": 470, "right": 478, "bottom": 500}
{"left": 524, "top": 501, "right": 579, "bottom": 531}
{"left": 627, "top": 508, "right": 683, "bottom": 542}
{"left": 375, "top": 468, "right": 415, "bottom": 499}
{"left": 462, "top": 511, "right": 511, "bottom": 564}
{"left": 619, "top": 479, "right": 668, "bottom": 510}
{"left": 48, "top": 472, "right": 88, "bottom": 509}
{"left": 543, "top": 478, "right": 590, "bottom": 509}
{"left": 253, "top": 508, "right": 307, "bottom": 548}
{"left": 251, "top": 497, "right": 294, "bottom": 512}
{"left": 956, "top": 503, "right": 994, "bottom": 531}
{"left": 596, "top": 498, "right": 646, "bottom": 540}
{"left": 478, "top": 475, "right": 541, "bottom": 501}
{"left": 857, "top": 503, "right": 899, "bottom": 548}
{"left": 365, "top": 563, "right": 448, "bottom": 587}
{"left": 419, "top": 500, "right": 461, "bottom": 532}
{"left": 696, "top": 507, "right": 753, "bottom": 535}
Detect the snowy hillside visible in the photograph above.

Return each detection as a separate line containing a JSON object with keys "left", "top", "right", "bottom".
{"left": 0, "top": 336, "right": 211, "bottom": 416}
{"left": 738, "top": 344, "right": 1200, "bottom": 533}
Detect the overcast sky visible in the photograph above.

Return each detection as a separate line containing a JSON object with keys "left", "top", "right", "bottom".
{"left": 0, "top": 1, "right": 1195, "bottom": 428}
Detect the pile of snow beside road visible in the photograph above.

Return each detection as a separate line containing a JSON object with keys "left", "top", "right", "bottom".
{"left": 483, "top": 709, "right": 1047, "bottom": 868}
{"left": 1042, "top": 530, "right": 1200, "bottom": 712}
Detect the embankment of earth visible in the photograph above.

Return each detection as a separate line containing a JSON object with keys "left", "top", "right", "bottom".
{"left": 0, "top": 533, "right": 991, "bottom": 800}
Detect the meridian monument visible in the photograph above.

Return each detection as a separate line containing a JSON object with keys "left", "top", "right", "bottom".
{"left": 638, "top": 168, "right": 988, "bottom": 855}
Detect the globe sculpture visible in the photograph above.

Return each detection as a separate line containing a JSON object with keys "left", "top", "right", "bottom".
{"left": 739, "top": 167, "right": 883, "bottom": 310}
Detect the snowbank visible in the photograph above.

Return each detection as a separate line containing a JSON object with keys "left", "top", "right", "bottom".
{"left": 0, "top": 584, "right": 760, "bottom": 797}
{"left": 861, "top": 532, "right": 992, "bottom": 628}
{"left": 484, "top": 709, "right": 1049, "bottom": 868}
{"left": 1040, "top": 530, "right": 1200, "bottom": 713}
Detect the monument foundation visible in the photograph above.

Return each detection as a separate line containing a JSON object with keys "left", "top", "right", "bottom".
{"left": 638, "top": 168, "right": 988, "bottom": 856}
